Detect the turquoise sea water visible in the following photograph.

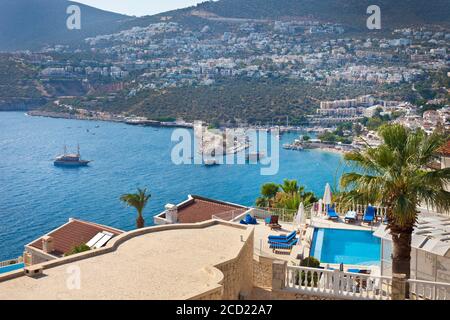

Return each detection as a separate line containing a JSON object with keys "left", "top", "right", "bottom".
{"left": 311, "top": 228, "right": 381, "bottom": 265}
{"left": 0, "top": 112, "right": 347, "bottom": 261}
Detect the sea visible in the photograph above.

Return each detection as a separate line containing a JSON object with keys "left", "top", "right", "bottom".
{"left": 0, "top": 112, "right": 347, "bottom": 261}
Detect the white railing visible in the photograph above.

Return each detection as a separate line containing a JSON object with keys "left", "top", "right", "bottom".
{"left": 0, "top": 257, "right": 22, "bottom": 268}
{"left": 311, "top": 202, "right": 387, "bottom": 221}
{"left": 251, "top": 207, "right": 300, "bottom": 223}
{"left": 285, "top": 266, "right": 392, "bottom": 300}
{"left": 407, "top": 279, "right": 450, "bottom": 300}
{"left": 212, "top": 206, "right": 308, "bottom": 224}
{"left": 212, "top": 209, "right": 248, "bottom": 222}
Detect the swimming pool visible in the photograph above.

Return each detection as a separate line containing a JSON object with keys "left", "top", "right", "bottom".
{"left": 0, "top": 263, "right": 25, "bottom": 274}
{"left": 310, "top": 228, "right": 381, "bottom": 266}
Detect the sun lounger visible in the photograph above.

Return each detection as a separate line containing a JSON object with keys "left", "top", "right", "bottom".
{"left": 267, "top": 215, "right": 282, "bottom": 230}
{"left": 344, "top": 211, "right": 357, "bottom": 223}
{"left": 269, "top": 237, "right": 298, "bottom": 251}
{"left": 363, "top": 206, "right": 375, "bottom": 224}
{"left": 327, "top": 206, "right": 339, "bottom": 220}
{"left": 268, "top": 231, "right": 296, "bottom": 243}
{"left": 244, "top": 214, "right": 257, "bottom": 225}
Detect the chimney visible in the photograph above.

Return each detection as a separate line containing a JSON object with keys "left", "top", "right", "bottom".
{"left": 165, "top": 204, "right": 178, "bottom": 224}
{"left": 23, "top": 251, "right": 32, "bottom": 266}
{"left": 42, "top": 236, "right": 54, "bottom": 254}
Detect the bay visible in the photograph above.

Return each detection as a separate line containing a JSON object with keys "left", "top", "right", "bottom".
{"left": 0, "top": 112, "right": 347, "bottom": 261}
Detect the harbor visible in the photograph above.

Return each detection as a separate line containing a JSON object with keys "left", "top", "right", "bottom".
{"left": 283, "top": 136, "right": 357, "bottom": 154}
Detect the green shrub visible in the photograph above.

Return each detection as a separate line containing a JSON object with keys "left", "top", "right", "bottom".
{"left": 65, "top": 243, "right": 90, "bottom": 257}
{"left": 300, "top": 256, "right": 320, "bottom": 268}
{"left": 296, "top": 257, "right": 321, "bottom": 287}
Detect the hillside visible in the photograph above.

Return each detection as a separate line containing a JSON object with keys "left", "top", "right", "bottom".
{"left": 0, "top": 55, "right": 48, "bottom": 110}
{"left": 62, "top": 79, "right": 386, "bottom": 126}
{"left": 1, "top": 0, "right": 449, "bottom": 51}
{"left": 0, "top": 0, "right": 133, "bottom": 51}
{"left": 195, "top": 0, "right": 450, "bottom": 29}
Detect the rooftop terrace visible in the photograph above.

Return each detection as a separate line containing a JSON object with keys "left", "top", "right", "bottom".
{"left": 0, "top": 221, "right": 253, "bottom": 300}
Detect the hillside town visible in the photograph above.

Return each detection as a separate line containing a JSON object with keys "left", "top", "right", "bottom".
{"left": 17, "top": 19, "right": 447, "bottom": 95}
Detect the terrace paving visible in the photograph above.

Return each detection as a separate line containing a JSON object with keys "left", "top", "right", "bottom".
{"left": 253, "top": 220, "right": 303, "bottom": 262}
{"left": 252, "top": 216, "right": 380, "bottom": 272}
{"left": 0, "top": 223, "right": 252, "bottom": 300}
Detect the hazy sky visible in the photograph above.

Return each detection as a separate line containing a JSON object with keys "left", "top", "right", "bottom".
{"left": 73, "top": 0, "right": 208, "bottom": 17}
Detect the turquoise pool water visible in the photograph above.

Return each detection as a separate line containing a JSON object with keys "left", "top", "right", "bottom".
{"left": 310, "top": 228, "right": 381, "bottom": 266}
{"left": 0, "top": 263, "right": 24, "bottom": 274}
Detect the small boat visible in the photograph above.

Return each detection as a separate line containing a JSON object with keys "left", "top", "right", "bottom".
{"left": 54, "top": 145, "right": 91, "bottom": 167}
{"left": 282, "top": 143, "right": 303, "bottom": 151}
{"left": 246, "top": 152, "right": 265, "bottom": 162}
{"left": 203, "top": 159, "right": 219, "bottom": 166}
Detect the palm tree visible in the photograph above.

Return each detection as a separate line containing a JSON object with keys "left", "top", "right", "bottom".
{"left": 257, "top": 182, "right": 279, "bottom": 207}
{"left": 255, "top": 196, "right": 269, "bottom": 208}
{"left": 120, "top": 188, "right": 151, "bottom": 229}
{"left": 256, "top": 180, "right": 318, "bottom": 210}
{"left": 261, "top": 182, "right": 279, "bottom": 199}
{"left": 280, "top": 179, "right": 300, "bottom": 195}
{"left": 340, "top": 124, "right": 450, "bottom": 288}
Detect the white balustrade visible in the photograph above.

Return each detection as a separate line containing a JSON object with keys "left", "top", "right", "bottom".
{"left": 211, "top": 209, "right": 249, "bottom": 222}
{"left": 311, "top": 202, "right": 387, "bottom": 221}
{"left": 285, "top": 266, "right": 392, "bottom": 300}
{"left": 0, "top": 258, "right": 20, "bottom": 268}
{"left": 407, "top": 279, "right": 450, "bottom": 300}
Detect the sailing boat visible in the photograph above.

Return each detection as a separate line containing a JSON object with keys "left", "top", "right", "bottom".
{"left": 54, "top": 145, "right": 91, "bottom": 167}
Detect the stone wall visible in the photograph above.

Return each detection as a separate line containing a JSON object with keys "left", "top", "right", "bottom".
{"left": 189, "top": 286, "right": 224, "bottom": 300}
{"left": 215, "top": 230, "right": 254, "bottom": 300}
{"left": 253, "top": 255, "right": 274, "bottom": 289}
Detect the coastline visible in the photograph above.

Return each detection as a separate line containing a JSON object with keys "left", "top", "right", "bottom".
{"left": 27, "top": 111, "right": 349, "bottom": 156}
{"left": 313, "top": 146, "right": 348, "bottom": 155}
{"left": 26, "top": 110, "right": 194, "bottom": 129}
{"left": 26, "top": 110, "right": 123, "bottom": 123}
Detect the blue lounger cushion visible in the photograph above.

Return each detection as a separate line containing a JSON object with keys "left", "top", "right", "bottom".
{"left": 269, "top": 238, "right": 298, "bottom": 249}
{"left": 268, "top": 232, "right": 297, "bottom": 245}
{"left": 245, "top": 214, "right": 257, "bottom": 225}
{"left": 327, "top": 207, "right": 339, "bottom": 220}
{"left": 363, "top": 206, "right": 375, "bottom": 222}
{"left": 347, "top": 269, "right": 361, "bottom": 273}
{"left": 268, "top": 231, "right": 296, "bottom": 242}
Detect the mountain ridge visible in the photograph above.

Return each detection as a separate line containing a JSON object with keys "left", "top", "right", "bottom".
{"left": 0, "top": 0, "right": 133, "bottom": 51}
{"left": 195, "top": 0, "right": 450, "bottom": 29}
{"left": 1, "top": 0, "right": 449, "bottom": 51}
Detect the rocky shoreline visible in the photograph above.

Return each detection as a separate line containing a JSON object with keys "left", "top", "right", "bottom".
{"left": 26, "top": 110, "right": 194, "bottom": 128}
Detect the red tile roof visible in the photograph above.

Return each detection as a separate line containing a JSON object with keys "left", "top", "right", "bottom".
{"left": 176, "top": 195, "right": 247, "bottom": 224}
{"left": 438, "top": 140, "right": 450, "bottom": 156}
{"left": 28, "top": 219, "right": 123, "bottom": 257}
